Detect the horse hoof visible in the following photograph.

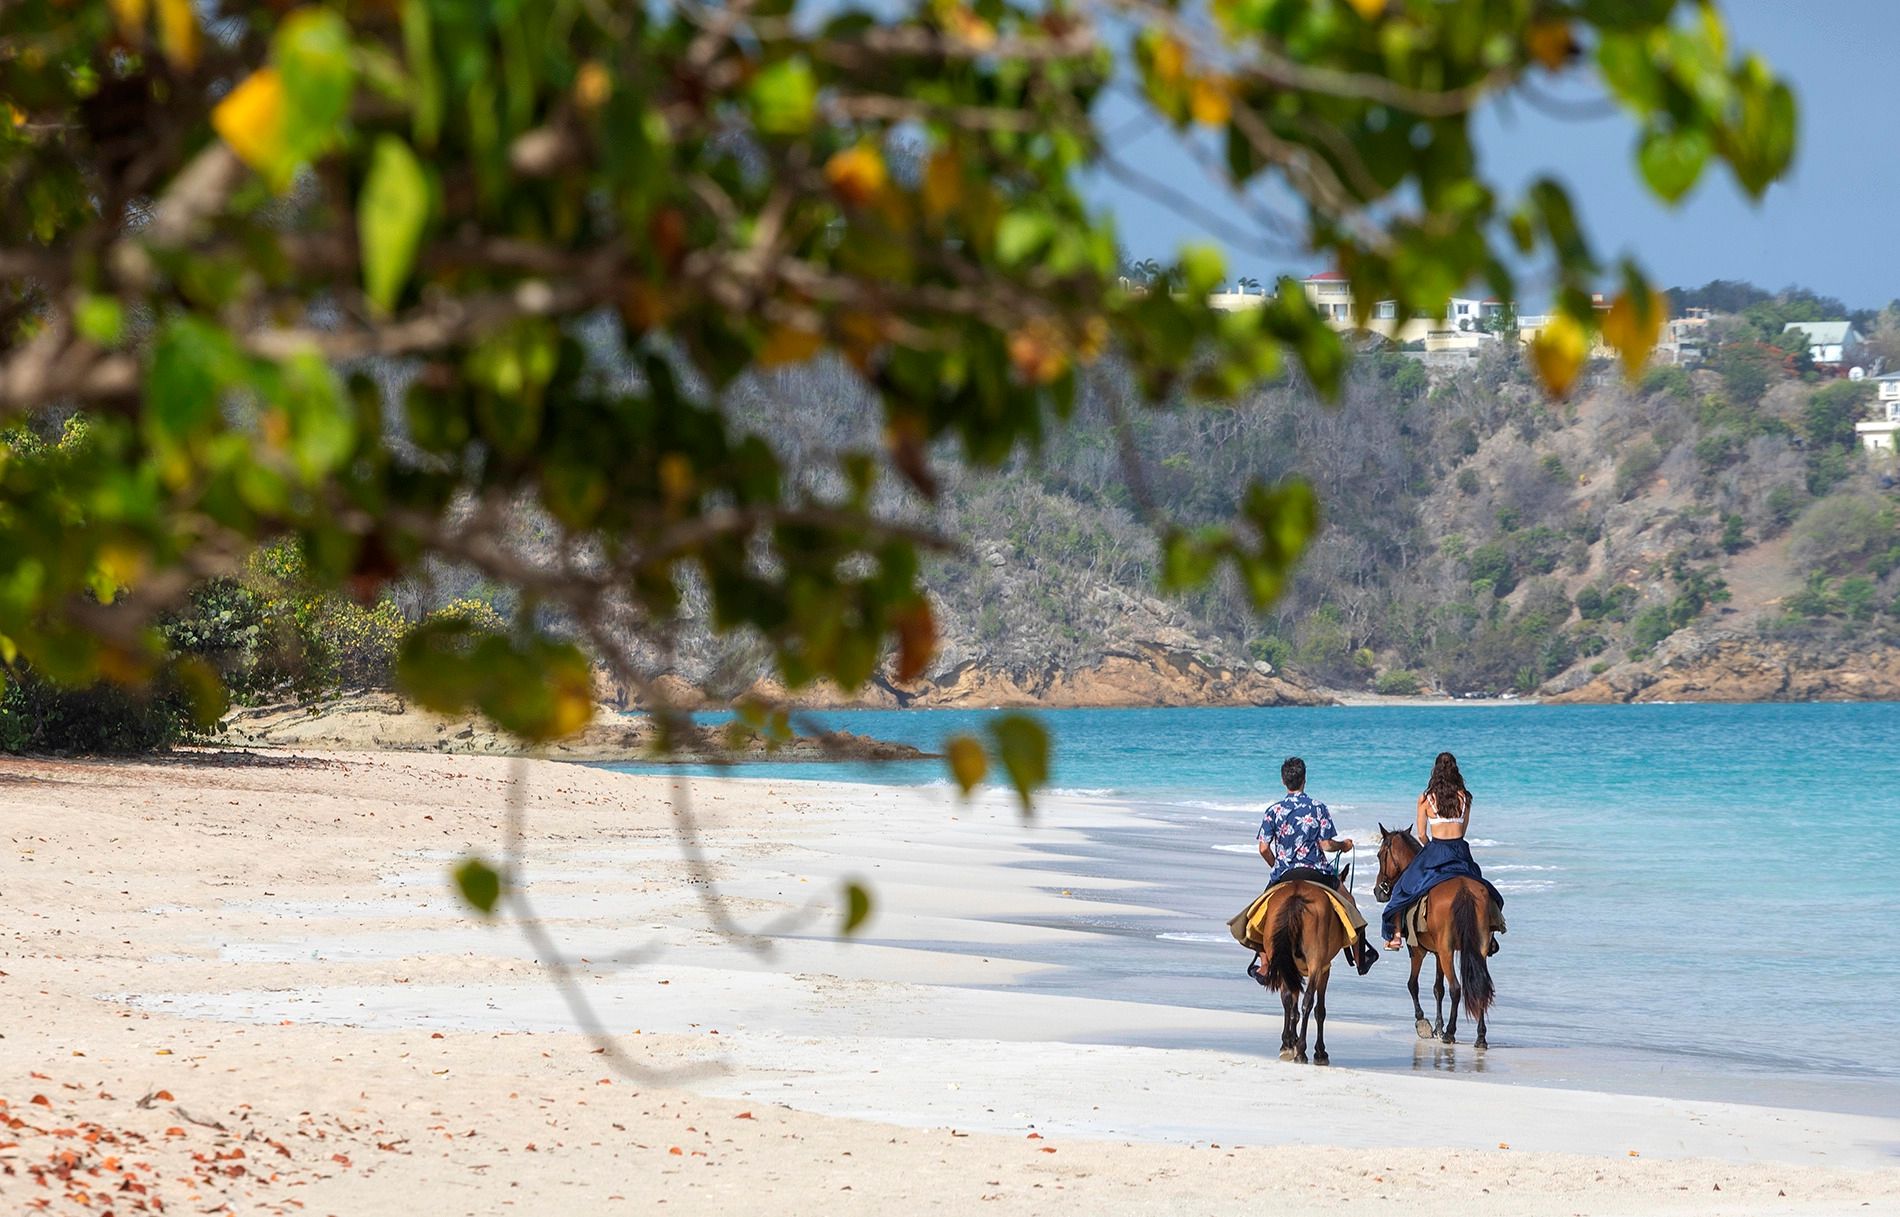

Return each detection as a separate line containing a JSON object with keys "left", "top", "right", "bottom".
{"left": 1441, "top": 1033, "right": 1458, "bottom": 1045}
{"left": 1279, "top": 1047, "right": 1296, "bottom": 1062}
{"left": 1415, "top": 1018, "right": 1434, "bottom": 1039}
{"left": 1475, "top": 1038, "right": 1487, "bottom": 1051}
{"left": 1294, "top": 1052, "right": 1309, "bottom": 1065}
{"left": 1313, "top": 1052, "right": 1329, "bottom": 1066}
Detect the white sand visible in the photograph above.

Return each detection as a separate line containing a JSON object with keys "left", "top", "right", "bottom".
{"left": 1, "top": 751, "right": 1894, "bottom": 1214}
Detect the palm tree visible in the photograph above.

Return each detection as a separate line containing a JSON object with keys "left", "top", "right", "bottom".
{"left": 1237, "top": 276, "right": 1262, "bottom": 295}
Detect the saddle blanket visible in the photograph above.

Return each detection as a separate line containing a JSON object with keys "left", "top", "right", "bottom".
{"left": 1401, "top": 888, "right": 1508, "bottom": 943}
{"left": 1227, "top": 880, "right": 1364, "bottom": 953}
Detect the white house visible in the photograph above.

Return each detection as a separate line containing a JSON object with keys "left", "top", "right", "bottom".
{"left": 1286, "top": 272, "right": 1497, "bottom": 346}
{"left": 1783, "top": 321, "right": 1865, "bottom": 370}
{"left": 1856, "top": 371, "right": 1900, "bottom": 454}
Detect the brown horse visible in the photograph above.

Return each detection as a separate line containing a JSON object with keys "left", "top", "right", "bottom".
{"left": 1256, "top": 881, "right": 1348, "bottom": 1064}
{"left": 1374, "top": 828, "right": 1496, "bottom": 1048}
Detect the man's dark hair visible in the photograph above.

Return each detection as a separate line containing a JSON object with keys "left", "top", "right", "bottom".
{"left": 1281, "top": 757, "right": 1306, "bottom": 790}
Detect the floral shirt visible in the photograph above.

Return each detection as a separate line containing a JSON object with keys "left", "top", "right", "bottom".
{"left": 1258, "top": 791, "right": 1338, "bottom": 884}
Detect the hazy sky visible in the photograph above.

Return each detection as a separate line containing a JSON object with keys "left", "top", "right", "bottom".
{"left": 1084, "top": 0, "right": 1899, "bottom": 308}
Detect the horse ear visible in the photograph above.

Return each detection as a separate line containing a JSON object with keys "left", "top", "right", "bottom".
{"left": 1377, "top": 822, "right": 1387, "bottom": 837}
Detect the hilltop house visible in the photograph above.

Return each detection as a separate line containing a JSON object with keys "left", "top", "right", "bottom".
{"left": 1782, "top": 321, "right": 1865, "bottom": 371}
{"left": 1855, "top": 371, "right": 1900, "bottom": 454}
{"left": 1285, "top": 272, "right": 1501, "bottom": 347}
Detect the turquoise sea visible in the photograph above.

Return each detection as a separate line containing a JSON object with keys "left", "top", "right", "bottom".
{"left": 606, "top": 703, "right": 1900, "bottom": 1114}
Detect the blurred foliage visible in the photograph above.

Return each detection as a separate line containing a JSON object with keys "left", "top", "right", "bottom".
{"left": 0, "top": 1, "right": 1796, "bottom": 782}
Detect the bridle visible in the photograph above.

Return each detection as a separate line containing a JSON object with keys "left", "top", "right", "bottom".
{"left": 1373, "top": 828, "right": 1415, "bottom": 903}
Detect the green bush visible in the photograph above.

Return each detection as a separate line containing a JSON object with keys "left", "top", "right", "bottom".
{"left": 1467, "top": 542, "right": 1516, "bottom": 595}
{"left": 1456, "top": 468, "right": 1481, "bottom": 495}
{"left": 1614, "top": 440, "right": 1664, "bottom": 501}
{"left": 1789, "top": 493, "right": 1895, "bottom": 576}
{"left": 1721, "top": 513, "right": 1748, "bottom": 554}
{"left": 0, "top": 671, "right": 190, "bottom": 754}
{"left": 1641, "top": 365, "right": 1692, "bottom": 400}
{"left": 1247, "top": 635, "right": 1292, "bottom": 669}
{"left": 1374, "top": 670, "right": 1421, "bottom": 696}
{"left": 1630, "top": 604, "right": 1677, "bottom": 650}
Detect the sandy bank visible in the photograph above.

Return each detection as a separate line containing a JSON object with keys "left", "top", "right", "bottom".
{"left": 1, "top": 751, "right": 1893, "bottom": 1214}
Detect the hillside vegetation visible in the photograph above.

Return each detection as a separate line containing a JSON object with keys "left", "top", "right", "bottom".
{"left": 664, "top": 325, "right": 1898, "bottom": 702}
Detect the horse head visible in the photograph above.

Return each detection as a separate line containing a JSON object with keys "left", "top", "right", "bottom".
{"left": 1373, "top": 823, "right": 1418, "bottom": 902}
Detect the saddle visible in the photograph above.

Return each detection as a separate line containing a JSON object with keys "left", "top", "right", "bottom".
{"left": 1399, "top": 885, "right": 1507, "bottom": 944}
{"left": 1228, "top": 878, "right": 1359, "bottom": 953}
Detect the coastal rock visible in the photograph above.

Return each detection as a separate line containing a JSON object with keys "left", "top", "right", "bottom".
{"left": 1546, "top": 635, "right": 1900, "bottom": 704}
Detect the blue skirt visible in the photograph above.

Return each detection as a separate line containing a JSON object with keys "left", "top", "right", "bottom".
{"left": 1380, "top": 838, "right": 1504, "bottom": 941}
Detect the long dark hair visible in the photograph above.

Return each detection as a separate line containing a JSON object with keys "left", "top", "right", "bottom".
{"left": 1424, "top": 751, "right": 1469, "bottom": 815}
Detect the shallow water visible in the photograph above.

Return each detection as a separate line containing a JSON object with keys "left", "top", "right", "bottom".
{"left": 604, "top": 703, "right": 1900, "bottom": 1114}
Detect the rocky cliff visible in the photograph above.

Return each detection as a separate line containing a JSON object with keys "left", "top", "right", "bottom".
{"left": 1545, "top": 633, "right": 1900, "bottom": 703}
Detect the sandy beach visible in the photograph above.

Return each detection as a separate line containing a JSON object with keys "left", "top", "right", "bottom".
{"left": 2, "top": 750, "right": 1894, "bottom": 1215}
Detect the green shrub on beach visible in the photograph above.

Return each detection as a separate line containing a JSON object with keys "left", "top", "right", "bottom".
{"left": 1374, "top": 670, "right": 1421, "bottom": 696}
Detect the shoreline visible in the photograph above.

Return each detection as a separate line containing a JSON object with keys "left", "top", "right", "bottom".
{"left": 3, "top": 750, "right": 1895, "bottom": 1212}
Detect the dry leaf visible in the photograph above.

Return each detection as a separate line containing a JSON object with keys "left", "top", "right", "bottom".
{"left": 211, "top": 69, "right": 286, "bottom": 177}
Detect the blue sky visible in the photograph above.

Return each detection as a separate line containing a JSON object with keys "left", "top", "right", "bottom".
{"left": 1083, "top": 1, "right": 1899, "bottom": 308}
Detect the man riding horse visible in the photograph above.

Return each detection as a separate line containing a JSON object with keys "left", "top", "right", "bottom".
{"left": 1252, "top": 757, "right": 1377, "bottom": 976}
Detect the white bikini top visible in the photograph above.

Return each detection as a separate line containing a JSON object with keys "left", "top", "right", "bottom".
{"left": 1424, "top": 792, "right": 1469, "bottom": 836}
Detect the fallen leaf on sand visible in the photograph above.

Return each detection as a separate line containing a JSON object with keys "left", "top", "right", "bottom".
{"left": 154, "top": 1090, "right": 174, "bottom": 1101}
{"left": 1498, "top": 1142, "right": 1509, "bottom": 1149}
{"left": 735, "top": 1112, "right": 754, "bottom": 1120}
{"left": 668, "top": 1146, "right": 683, "bottom": 1156}
{"left": 1628, "top": 1150, "right": 1640, "bottom": 1158}
{"left": 1040, "top": 1147, "right": 1056, "bottom": 1154}
{"left": 30, "top": 1095, "right": 50, "bottom": 1107}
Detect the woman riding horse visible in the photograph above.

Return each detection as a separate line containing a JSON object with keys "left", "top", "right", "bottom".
{"left": 1374, "top": 752, "right": 1506, "bottom": 1046}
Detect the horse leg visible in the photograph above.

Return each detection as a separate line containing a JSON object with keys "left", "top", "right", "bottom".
{"left": 1279, "top": 989, "right": 1298, "bottom": 1061}
{"left": 1295, "top": 975, "right": 1315, "bottom": 1064}
{"left": 1311, "top": 966, "right": 1331, "bottom": 1066}
{"left": 1432, "top": 959, "right": 1446, "bottom": 1037}
{"left": 1440, "top": 945, "right": 1461, "bottom": 1044}
{"left": 1408, "top": 947, "right": 1431, "bottom": 1039}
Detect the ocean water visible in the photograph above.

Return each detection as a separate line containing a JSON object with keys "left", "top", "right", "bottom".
{"left": 603, "top": 703, "right": 1900, "bottom": 1113}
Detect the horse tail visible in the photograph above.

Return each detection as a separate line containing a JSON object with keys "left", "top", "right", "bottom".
{"left": 1263, "top": 890, "right": 1305, "bottom": 998}
{"left": 1452, "top": 887, "right": 1494, "bottom": 1019}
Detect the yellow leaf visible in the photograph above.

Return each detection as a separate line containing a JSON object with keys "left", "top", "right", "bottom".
{"left": 1189, "top": 75, "right": 1233, "bottom": 127}
{"left": 758, "top": 325, "right": 825, "bottom": 368}
{"left": 212, "top": 68, "right": 287, "bottom": 177}
{"left": 1525, "top": 20, "right": 1577, "bottom": 72}
{"left": 1344, "top": 0, "right": 1386, "bottom": 20}
{"left": 893, "top": 598, "right": 936, "bottom": 684}
{"left": 108, "top": 0, "right": 148, "bottom": 43}
{"left": 156, "top": 0, "right": 199, "bottom": 70}
{"left": 922, "top": 149, "right": 962, "bottom": 221}
{"left": 574, "top": 61, "right": 612, "bottom": 111}
{"left": 1528, "top": 314, "right": 1589, "bottom": 398}
{"left": 547, "top": 675, "right": 594, "bottom": 740}
{"left": 945, "top": 736, "right": 988, "bottom": 794}
{"left": 1600, "top": 289, "right": 1667, "bottom": 380}
{"left": 946, "top": 8, "right": 998, "bottom": 51}
{"left": 1151, "top": 36, "right": 1187, "bottom": 87}
{"left": 825, "top": 144, "right": 888, "bottom": 207}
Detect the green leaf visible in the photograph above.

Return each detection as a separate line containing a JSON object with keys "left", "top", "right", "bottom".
{"left": 1637, "top": 125, "right": 1710, "bottom": 204}
{"left": 358, "top": 136, "right": 432, "bottom": 314}
{"left": 274, "top": 8, "right": 355, "bottom": 166}
{"left": 841, "top": 880, "right": 873, "bottom": 935}
{"left": 147, "top": 316, "right": 239, "bottom": 442}
{"left": 995, "top": 211, "right": 1053, "bottom": 267}
{"left": 453, "top": 856, "right": 502, "bottom": 915}
{"left": 987, "top": 714, "right": 1048, "bottom": 812}
{"left": 750, "top": 57, "right": 817, "bottom": 135}
{"left": 75, "top": 295, "right": 124, "bottom": 347}
{"left": 1178, "top": 243, "right": 1225, "bottom": 296}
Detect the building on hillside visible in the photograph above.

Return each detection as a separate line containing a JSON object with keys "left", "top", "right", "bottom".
{"left": 1657, "top": 307, "right": 1713, "bottom": 365}
{"left": 1782, "top": 321, "right": 1865, "bottom": 371}
{"left": 1284, "top": 272, "right": 1500, "bottom": 347}
{"left": 1856, "top": 371, "right": 1900, "bottom": 454}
